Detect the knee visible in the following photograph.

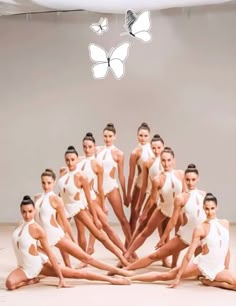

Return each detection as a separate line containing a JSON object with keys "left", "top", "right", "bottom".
{"left": 5, "top": 278, "right": 16, "bottom": 290}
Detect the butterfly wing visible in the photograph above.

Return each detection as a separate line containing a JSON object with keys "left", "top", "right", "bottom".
{"left": 109, "top": 42, "right": 130, "bottom": 79}
{"left": 130, "top": 11, "right": 152, "bottom": 42}
{"left": 90, "top": 24, "right": 102, "bottom": 35}
{"left": 100, "top": 17, "right": 108, "bottom": 32}
{"left": 88, "top": 44, "right": 108, "bottom": 79}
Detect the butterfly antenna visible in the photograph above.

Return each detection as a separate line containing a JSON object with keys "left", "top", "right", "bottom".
{"left": 126, "top": 10, "right": 137, "bottom": 31}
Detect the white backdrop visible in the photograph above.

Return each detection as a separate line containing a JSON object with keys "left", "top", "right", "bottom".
{"left": 0, "top": 6, "right": 235, "bottom": 223}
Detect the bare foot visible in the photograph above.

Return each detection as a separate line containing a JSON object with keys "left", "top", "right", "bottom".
{"left": 162, "top": 258, "right": 171, "bottom": 268}
{"left": 27, "top": 277, "right": 40, "bottom": 286}
{"left": 110, "top": 276, "right": 131, "bottom": 285}
{"left": 86, "top": 247, "right": 94, "bottom": 255}
{"left": 75, "top": 262, "right": 88, "bottom": 269}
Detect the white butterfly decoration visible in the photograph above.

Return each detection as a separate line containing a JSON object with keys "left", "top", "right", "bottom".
{"left": 122, "top": 10, "right": 152, "bottom": 43}
{"left": 88, "top": 42, "right": 130, "bottom": 80}
{"left": 90, "top": 17, "right": 108, "bottom": 35}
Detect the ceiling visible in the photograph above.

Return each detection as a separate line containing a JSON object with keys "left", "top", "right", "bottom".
{"left": 0, "top": 0, "right": 233, "bottom": 16}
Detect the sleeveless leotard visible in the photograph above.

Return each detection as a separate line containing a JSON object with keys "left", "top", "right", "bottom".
{"left": 146, "top": 156, "right": 162, "bottom": 194}
{"left": 159, "top": 171, "right": 182, "bottom": 217}
{"left": 58, "top": 169, "right": 87, "bottom": 218}
{"left": 193, "top": 218, "right": 229, "bottom": 281}
{"left": 97, "top": 145, "right": 118, "bottom": 195}
{"left": 135, "top": 143, "right": 154, "bottom": 189}
{"left": 35, "top": 191, "right": 65, "bottom": 246}
{"left": 177, "top": 189, "right": 206, "bottom": 244}
{"left": 77, "top": 156, "right": 98, "bottom": 201}
{"left": 12, "top": 219, "right": 48, "bottom": 278}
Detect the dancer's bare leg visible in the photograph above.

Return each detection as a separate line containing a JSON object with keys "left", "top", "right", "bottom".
{"left": 40, "top": 263, "right": 130, "bottom": 285}
{"left": 129, "top": 186, "right": 140, "bottom": 234}
{"left": 201, "top": 270, "right": 236, "bottom": 291}
{"left": 55, "top": 237, "right": 132, "bottom": 276}
{"left": 126, "top": 237, "right": 187, "bottom": 270}
{"left": 107, "top": 189, "right": 131, "bottom": 245}
{"left": 125, "top": 208, "right": 166, "bottom": 259}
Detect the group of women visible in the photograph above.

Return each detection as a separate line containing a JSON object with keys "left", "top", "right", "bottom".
{"left": 5, "top": 122, "right": 236, "bottom": 291}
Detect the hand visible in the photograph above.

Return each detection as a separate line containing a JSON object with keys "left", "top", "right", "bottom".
{"left": 138, "top": 212, "right": 147, "bottom": 223}
{"left": 57, "top": 278, "right": 69, "bottom": 289}
{"left": 103, "top": 204, "right": 109, "bottom": 215}
{"left": 94, "top": 217, "right": 102, "bottom": 230}
{"left": 168, "top": 277, "right": 180, "bottom": 288}
{"left": 126, "top": 194, "right": 131, "bottom": 207}
{"left": 155, "top": 237, "right": 165, "bottom": 250}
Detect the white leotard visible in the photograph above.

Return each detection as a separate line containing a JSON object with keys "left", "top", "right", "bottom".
{"left": 96, "top": 145, "right": 118, "bottom": 195}
{"left": 177, "top": 189, "right": 206, "bottom": 244}
{"left": 146, "top": 156, "right": 162, "bottom": 194}
{"left": 58, "top": 169, "right": 87, "bottom": 218}
{"left": 135, "top": 143, "right": 154, "bottom": 189}
{"left": 193, "top": 218, "right": 229, "bottom": 281}
{"left": 159, "top": 171, "right": 182, "bottom": 217}
{"left": 77, "top": 156, "right": 98, "bottom": 201}
{"left": 12, "top": 219, "right": 48, "bottom": 279}
{"left": 35, "top": 191, "right": 65, "bottom": 246}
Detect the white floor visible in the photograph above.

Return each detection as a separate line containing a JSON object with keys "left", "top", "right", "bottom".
{"left": 0, "top": 223, "right": 235, "bottom": 306}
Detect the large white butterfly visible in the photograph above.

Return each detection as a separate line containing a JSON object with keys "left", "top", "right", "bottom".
{"left": 88, "top": 42, "right": 130, "bottom": 80}
{"left": 122, "top": 10, "right": 152, "bottom": 43}
{"left": 90, "top": 17, "right": 108, "bottom": 35}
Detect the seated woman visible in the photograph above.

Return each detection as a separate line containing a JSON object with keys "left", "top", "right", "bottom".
{"left": 130, "top": 193, "right": 236, "bottom": 291}
{"left": 5, "top": 196, "right": 130, "bottom": 290}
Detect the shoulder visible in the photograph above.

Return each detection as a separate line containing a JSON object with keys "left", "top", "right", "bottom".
{"left": 198, "top": 190, "right": 206, "bottom": 197}
{"left": 219, "top": 219, "right": 230, "bottom": 229}
{"left": 176, "top": 169, "right": 184, "bottom": 177}
{"left": 34, "top": 193, "right": 42, "bottom": 202}
{"left": 30, "top": 221, "right": 45, "bottom": 239}
{"left": 96, "top": 145, "right": 104, "bottom": 155}
{"left": 59, "top": 167, "right": 68, "bottom": 177}
{"left": 175, "top": 193, "right": 186, "bottom": 206}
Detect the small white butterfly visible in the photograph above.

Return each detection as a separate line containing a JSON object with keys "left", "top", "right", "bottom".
{"left": 122, "top": 10, "right": 152, "bottom": 43}
{"left": 90, "top": 17, "right": 108, "bottom": 35}
{"left": 88, "top": 42, "right": 130, "bottom": 80}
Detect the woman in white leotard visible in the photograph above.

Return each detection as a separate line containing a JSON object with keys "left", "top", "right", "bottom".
{"left": 58, "top": 148, "right": 129, "bottom": 266}
{"left": 126, "top": 164, "right": 206, "bottom": 270}
{"left": 78, "top": 132, "right": 126, "bottom": 255}
{"left": 127, "top": 122, "right": 154, "bottom": 234}
{"left": 130, "top": 193, "right": 236, "bottom": 292}
{"left": 124, "top": 147, "right": 184, "bottom": 261}
{"left": 5, "top": 195, "right": 130, "bottom": 290}
{"left": 131, "top": 134, "right": 164, "bottom": 242}
{"left": 96, "top": 123, "right": 131, "bottom": 245}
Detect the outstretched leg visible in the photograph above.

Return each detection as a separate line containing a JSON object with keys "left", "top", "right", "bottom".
{"left": 201, "top": 270, "right": 236, "bottom": 291}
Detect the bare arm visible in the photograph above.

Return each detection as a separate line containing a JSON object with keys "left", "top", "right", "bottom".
{"left": 136, "top": 162, "right": 149, "bottom": 213}
{"left": 117, "top": 151, "right": 127, "bottom": 205}
{"left": 170, "top": 225, "right": 205, "bottom": 288}
{"left": 96, "top": 162, "right": 105, "bottom": 211}
{"left": 127, "top": 150, "right": 139, "bottom": 205}
{"left": 51, "top": 195, "right": 76, "bottom": 243}
{"left": 156, "top": 195, "right": 184, "bottom": 248}
{"left": 35, "top": 225, "right": 66, "bottom": 288}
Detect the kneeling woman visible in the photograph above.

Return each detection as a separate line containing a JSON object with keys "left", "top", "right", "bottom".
{"left": 130, "top": 193, "right": 236, "bottom": 291}
{"left": 6, "top": 196, "right": 129, "bottom": 290}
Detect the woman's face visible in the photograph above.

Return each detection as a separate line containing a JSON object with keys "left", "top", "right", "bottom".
{"left": 161, "top": 152, "right": 174, "bottom": 172}
{"left": 83, "top": 140, "right": 95, "bottom": 157}
{"left": 103, "top": 130, "right": 115, "bottom": 146}
{"left": 151, "top": 140, "right": 164, "bottom": 157}
{"left": 41, "top": 175, "right": 55, "bottom": 193}
{"left": 204, "top": 200, "right": 217, "bottom": 219}
{"left": 21, "top": 204, "right": 35, "bottom": 223}
{"left": 137, "top": 129, "right": 150, "bottom": 145}
{"left": 185, "top": 172, "right": 199, "bottom": 190}
{"left": 65, "top": 153, "right": 78, "bottom": 171}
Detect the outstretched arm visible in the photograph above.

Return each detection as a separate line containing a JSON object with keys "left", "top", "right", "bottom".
{"left": 156, "top": 195, "right": 183, "bottom": 249}
{"left": 169, "top": 225, "right": 204, "bottom": 288}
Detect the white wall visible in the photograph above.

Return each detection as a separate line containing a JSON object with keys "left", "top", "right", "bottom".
{"left": 0, "top": 6, "right": 236, "bottom": 223}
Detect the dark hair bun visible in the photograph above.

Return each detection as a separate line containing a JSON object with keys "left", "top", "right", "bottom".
{"left": 86, "top": 132, "right": 93, "bottom": 137}
{"left": 107, "top": 123, "right": 114, "bottom": 128}
{"left": 187, "top": 164, "right": 196, "bottom": 169}
{"left": 153, "top": 134, "right": 160, "bottom": 138}
{"left": 67, "top": 145, "right": 75, "bottom": 150}
{"left": 45, "top": 168, "right": 53, "bottom": 173}
{"left": 206, "top": 192, "right": 214, "bottom": 197}
{"left": 141, "top": 122, "right": 148, "bottom": 127}
{"left": 164, "top": 146, "right": 172, "bottom": 150}
{"left": 23, "top": 195, "right": 31, "bottom": 201}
